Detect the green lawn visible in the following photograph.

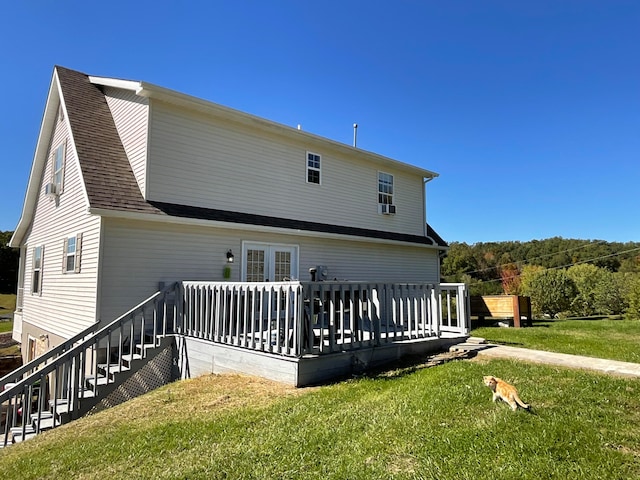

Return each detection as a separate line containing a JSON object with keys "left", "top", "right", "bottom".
{"left": 1, "top": 360, "right": 639, "bottom": 479}
{"left": 0, "top": 293, "right": 16, "bottom": 335}
{"left": 472, "top": 318, "right": 640, "bottom": 364}
{"left": 0, "top": 293, "right": 16, "bottom": 313}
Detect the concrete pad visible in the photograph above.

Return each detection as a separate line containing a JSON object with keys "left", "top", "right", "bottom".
{"left": 451, "top": 343, "right": 640, "bottom": 378}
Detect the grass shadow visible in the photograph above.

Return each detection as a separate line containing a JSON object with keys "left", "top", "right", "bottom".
{"left": 357, "top": 350, "right": 478, "bottom": 381}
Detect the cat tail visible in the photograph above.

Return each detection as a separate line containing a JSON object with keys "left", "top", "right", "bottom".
{"left": 514, "top": 395, "right": 530, "bottom": 410}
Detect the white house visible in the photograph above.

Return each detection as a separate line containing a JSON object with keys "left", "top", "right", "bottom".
{"left": 10, "top": 66, "right": 449, "bottom": 363}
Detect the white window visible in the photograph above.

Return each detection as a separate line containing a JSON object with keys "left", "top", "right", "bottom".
{"left": 378, "top": 172, "right": 394, "bottom": 205}
{"left": 242, "top": 243, "right": 298, "bottom": 282}
{"left": 53, "top": 142, "right": 66, "bottom": 194}
{"left": 306, "top": 151, "right": 321, "bottom": 185}
{"left": 63, "top": 233, "right": 82, "bottom": 273}
{"left": 32, "top": 246, "right": 43, "bottom": 295}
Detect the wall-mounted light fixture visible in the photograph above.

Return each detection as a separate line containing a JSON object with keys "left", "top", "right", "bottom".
{"left": 226, "top": 249, "right": 234, "bottom": 263}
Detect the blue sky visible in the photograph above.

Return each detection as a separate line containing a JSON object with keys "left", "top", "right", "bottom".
{"left": 1, "top": 1, "right": 638, "bottom": 244}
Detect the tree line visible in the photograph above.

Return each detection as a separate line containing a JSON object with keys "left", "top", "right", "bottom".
{"left": 0, "top": 231, "right": 19, "bottom": 293}
{"left": 442, "top": 237, "right": 640, "bottom": 319}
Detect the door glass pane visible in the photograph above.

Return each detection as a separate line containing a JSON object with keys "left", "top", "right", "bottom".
{"left": 246, "top": 249, "right": 265, "bottom": 282}
{"left": 273, "top": 251, "right": 292, "bottom": 281}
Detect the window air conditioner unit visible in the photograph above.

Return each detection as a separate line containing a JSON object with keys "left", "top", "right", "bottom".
{"left": 379, "top": 204, "right": 396, "bottom": 215}
{"left": 45, "top": 183, "right": 57, "bottom": 196}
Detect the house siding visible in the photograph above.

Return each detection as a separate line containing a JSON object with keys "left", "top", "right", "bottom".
{"left": 20, "top": 113, "right": 101, "bottom": 342}
{"left": 98, "top": 218, "right": 439, "bottom": 323}
{"left": 103, "top": 87, "right": 149, "bottom": 197}
{"left": 146, "top": 100, "right": 426, "bottom": 237}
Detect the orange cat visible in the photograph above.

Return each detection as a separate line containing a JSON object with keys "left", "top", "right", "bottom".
{"left": 483, "top": 375, "right": 530, "bottom": 411}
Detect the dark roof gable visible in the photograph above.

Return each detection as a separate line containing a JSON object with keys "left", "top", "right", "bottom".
{"left": 56, "top": 66, "right": 158, "bottom": 214}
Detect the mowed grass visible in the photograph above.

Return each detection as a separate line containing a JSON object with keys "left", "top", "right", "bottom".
{"left": 0, "top": 294, "right": 16, "bottom": 334}
{"left": 1, "top": 359, "right": 639, "bottom": 480}
{"left": 472, "top": 318, "right": 640, "bottom": 364}
{"left": 0, "top": 293, "right": 16, "bottom": 313}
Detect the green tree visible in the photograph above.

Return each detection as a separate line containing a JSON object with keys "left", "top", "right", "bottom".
{"left": 625, "top": 275, "right": 640, "bottom": 320}
{"left": 567, "top": 264, "right": 604, "bottom": 317}
{"left": 523, "top": 269, "right": 577, "bottom": 317}
{"left": 593, "top": 272, "right": 628, "bottom": 316}
{"left": 0, "top": 231, "right": 19, "bottom": 293}
{"left": 517, "top": 264, "right": 545, "bottom": 296}
{"left": 441, "top": 243, "right": 478, "bottom": 281}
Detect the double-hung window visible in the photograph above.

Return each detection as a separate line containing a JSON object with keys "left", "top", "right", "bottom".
{"left": 306, "top": 152, "right": 321, "bottom": 185}
{"left": 378, "top": 172, "right": 394, "bottom": 205}
{"left": 63, "top": 233, "right": 82, "bottom": 273}
{"left": 52, "top": 142, "right": 66, "bottom": 194}
{"left": 32, "top": 246, "right": 43, "bottom": 295}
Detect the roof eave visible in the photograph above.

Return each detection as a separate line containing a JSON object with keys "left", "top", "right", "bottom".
{"left": 10, "top": 69, "right": 62, "bottom": 247}
{"left": 88, "top": 206, "right": 444, "bottom": 250}
{"left": 89, "top": 77, "right": 439, "bottom": 179}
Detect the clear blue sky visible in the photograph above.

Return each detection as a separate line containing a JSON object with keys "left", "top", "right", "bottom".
{"left": 1, "top": 1, "right": 638, "bottom": 244}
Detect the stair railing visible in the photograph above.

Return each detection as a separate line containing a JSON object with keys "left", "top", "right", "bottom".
{"left": 0, "top": 283, "right": 178, "bottom": 447}
{"left": 0, "top": 323, "right": 99, "bottom": 392}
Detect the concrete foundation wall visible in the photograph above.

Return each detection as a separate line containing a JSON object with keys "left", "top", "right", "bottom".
{"left": 177, "top": 334, "right": 466, "bottom": 387}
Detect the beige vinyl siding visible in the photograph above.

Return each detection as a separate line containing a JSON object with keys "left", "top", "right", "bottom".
{"left": 103, "top": 87, "right": 149, "bottom": 196}
{"left": 146, "top": 101, "right": 426, "bottom": 236}
{"left": 20, "top": 116, "right": 101, "bottom": 340}
{"left": 99, "top": 218, "right": 439, "bottom": 323}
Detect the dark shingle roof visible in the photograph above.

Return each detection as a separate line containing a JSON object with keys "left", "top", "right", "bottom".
{"left": 148, "top": 201, "right": 447, "bottom": 246}
{"left": 56, "top": 66, "right": 159, "bottom": 214}
{"left": 57, "top": 66, "right": 447, "bottom": 248}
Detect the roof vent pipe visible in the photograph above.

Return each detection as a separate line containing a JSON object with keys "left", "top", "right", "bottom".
{"left": 353, "top": 123, "right": 358, "bottom": 147}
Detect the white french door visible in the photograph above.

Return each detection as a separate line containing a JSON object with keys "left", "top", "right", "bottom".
{"left": 242, "top": 243, "right": 299, "bottom": 282}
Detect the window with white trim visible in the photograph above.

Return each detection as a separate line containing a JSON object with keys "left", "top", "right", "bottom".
{"left": 378, "top": 172, "right": 394, "bottom": 204}
{"left": 306, "top": 151, "right": 321, "bottom": 184}
{"left": 53, "top": 142, "right": 66, "bottom": 194}
{"left": 32, "top": 246, "right": 43, "bottom": 295}
{"left": 63, "top": 233, "right": 82, "bottom": 273}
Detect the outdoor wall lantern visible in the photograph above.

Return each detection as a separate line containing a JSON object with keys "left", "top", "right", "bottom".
{"left": 226, "top": 249, "right": 235, "bottom": 263}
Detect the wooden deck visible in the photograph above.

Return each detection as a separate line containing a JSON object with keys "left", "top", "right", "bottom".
{"left": 1, "top": 281, "right": 469, "bottom": 446}
{"left": 178, "top": 281, "right": 469, "bottom": 385}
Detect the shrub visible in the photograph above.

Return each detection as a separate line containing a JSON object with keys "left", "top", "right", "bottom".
{"left": 522, "top": 268, "right": 577, "bottom": 317}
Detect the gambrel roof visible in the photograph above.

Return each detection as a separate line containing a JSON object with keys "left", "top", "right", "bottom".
{"left": 11, "top": 66, "right": 447, "bottom": 249}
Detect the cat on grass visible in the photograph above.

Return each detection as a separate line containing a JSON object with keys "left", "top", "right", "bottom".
{"left": 483, "top": 375, "right": 530, "bottom": 411}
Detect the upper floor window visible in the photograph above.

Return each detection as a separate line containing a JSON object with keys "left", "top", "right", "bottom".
{"left": 32, "top": 246, "right": 43, "bottom": 295}
{"left": 52, "top": 142, "right": 66, "bottom": 194}
{"left": 378, "top": 172, "right": 394, "bottom": 205}
{"left": 63, "top": 233, "right": 82, "bottom": 273}
{"left": 306, "top": 152, "right": 321, "bottom": 185}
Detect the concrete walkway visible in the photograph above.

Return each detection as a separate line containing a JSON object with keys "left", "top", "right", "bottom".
{"left": 451, "top": 339, "right": 640, "bottom": 378}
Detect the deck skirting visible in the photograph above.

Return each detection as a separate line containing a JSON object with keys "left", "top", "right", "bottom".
{"left": 177, "top": 333, "right": 467, "bottom": 387}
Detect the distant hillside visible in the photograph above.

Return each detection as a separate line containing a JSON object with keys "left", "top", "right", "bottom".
{"left": 441, "top": 237, "right": 640, "bottom": 295}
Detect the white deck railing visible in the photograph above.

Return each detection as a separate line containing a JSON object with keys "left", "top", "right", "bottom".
{"left": 181, "top": 281, "right": 303, "bottom": 356}
{"left": 439, "top": 283, "right": 471, "bottom": 335}
{"left": 1, "top": 281, "right": 468, "bottom": 446}
{"left": 179, "top": 281, "right": 469, "bottom": 357}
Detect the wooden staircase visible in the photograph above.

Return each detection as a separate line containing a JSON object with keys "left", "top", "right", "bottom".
{"left": 1, "top": 285, "right": 179, "bottom": 447}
